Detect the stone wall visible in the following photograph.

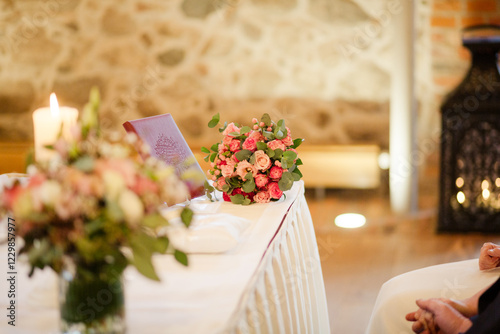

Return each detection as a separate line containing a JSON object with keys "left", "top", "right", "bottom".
{"left": 0, "top": 0, "right": 434, "bottom": 150}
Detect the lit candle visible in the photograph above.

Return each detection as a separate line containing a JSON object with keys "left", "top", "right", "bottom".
{"left": 32, "top": 93, "right": 79, "bottom": 162}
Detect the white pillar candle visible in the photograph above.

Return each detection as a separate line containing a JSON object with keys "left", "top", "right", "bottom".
{"left": 32, "top": 93, "right": 79, "bottom": 162}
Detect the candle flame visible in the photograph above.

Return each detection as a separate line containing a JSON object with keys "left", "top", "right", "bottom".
{"left": 50, "top": 93, "right": 60, "bottom": 118}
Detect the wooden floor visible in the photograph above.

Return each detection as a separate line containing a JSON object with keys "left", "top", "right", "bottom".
{"left": 305, "top": 156, "right": 498, "bottom": 333}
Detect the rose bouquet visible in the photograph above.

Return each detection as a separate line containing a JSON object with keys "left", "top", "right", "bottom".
{"left": 0, "top": 88, "right": 194, "bottom": 332}
{"left": 202, "top": 113, "right": 303, "bottom": 205}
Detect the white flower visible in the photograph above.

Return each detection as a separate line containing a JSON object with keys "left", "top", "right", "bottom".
{"left": 119, "top": 190, "right": 144, "bottom": 227}
{"left": 103, "top": 171, "right": 126, "bottom": 201}
{"left": 39, "top": 180, "right": 62, "bottom": 207}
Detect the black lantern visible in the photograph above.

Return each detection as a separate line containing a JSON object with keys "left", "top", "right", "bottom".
{"left": 438, "top": 25, "right": 500, "bottom": 233}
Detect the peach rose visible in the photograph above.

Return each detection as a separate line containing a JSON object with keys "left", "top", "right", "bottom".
{"left": 254, "top": 150, "right": 272, "bottom": 171}
{"left": 254, "top": 190, "right": 271, "bottom": 203}
{"left": 268, "top": 182, "right": 283, "bottom": 200}
{"left": 282, "top": 127, "right": 293, "bottom": 146}
{"left": 222, "top": 122, "right": 240, "bottom": 137}
{"left": 248, "top": 130, "right": 265, "bottom": 142}
{"left": 268, "top": 140, "right": 286, "bottom": 151}
{"left": 221, "top": 164, "right": 235, "bottom": 178}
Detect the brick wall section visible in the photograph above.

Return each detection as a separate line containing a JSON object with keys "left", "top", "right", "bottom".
{"left": 430, "top": 0, "right": 500, "bottom": 102}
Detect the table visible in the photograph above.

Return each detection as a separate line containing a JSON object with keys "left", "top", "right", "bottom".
{"left": 366, "top": 259, "right": 500, "bottom": 334}
{"left": 0, "top": 180, "right": 330, "bottom": 333}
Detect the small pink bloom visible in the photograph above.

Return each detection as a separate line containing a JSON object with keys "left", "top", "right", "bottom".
{"left": 242, "top": 137, "right": 257, "bottom": 152}
{"left": 253, "top": 125, "right": 259, "bottom": 130}
{"left": 222, "top": 122, "right": 240, "bottom": 137}
{"left": 222, "top": 136, "right": 232, "bottom": 146}
{"left": 216, "top": 177, "right": 226, "bottom": 189}
{"left": 282, "top": 128, "right": 293, "bottom": 146}
{"left": 254, "top": 173, "right": 269, "bottom": 188}
{"left": 275, "top": 160, "right": 282, "bottom": 167}
{"left": 259, "top": 122, "right": 265, "bottom": 127}
{"left": 254, "top": 150, "right": 272, "bottom": 171}
{"left": 268, "top": 182, "right": 283, "bottom": 200}
{"left": 252, "top": 118, "right": 258, "bottom": 123}
{"left": 236, "top": 160, "right": 257, "bottom": 180}
{"left": 215, "top": 170, "right": 221, "bottom": 175}
{"left": 229, "top": 139, "right": 241, "bottom": 152}
{"left": 212, "top": 175, "right": 217, "bottom": 181}
{"left": 254, "top": 190, "right": 271, "bottom": 203}
{"left": 268, "top": 140, "right": 286, "bottom": 151}
{"left": 269, "top": 166, "right": 283, "bottom": 180}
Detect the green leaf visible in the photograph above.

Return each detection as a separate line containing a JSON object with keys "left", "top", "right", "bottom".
{"left": 278, "top": 172, "right": 294, "bottom": 191}
{"left": 277, "top": 119, "right": 286, "bottom": 131}
{"left": 266, "top": 148, "right": 275, "bottom": 158}
{"left": 292, "top": 138, "right": 304, "bottom": 149}
{"left": 230, "top": 194, "right": 245, "bottom": 204}
{"left": 221, "top": 184, "right": 230, "bottom": 192}
{"left": 263, "top": 131, "right": 274, "bottom": 140}
{"left": 242, "top": 179, "right": 255, "bottom": 193}
{"left": 256, "top": 142, "right": 267, "bottom": 151}
{"left": 282, "top": 150, "right": 297, "bottom": 162}
{"left": 130, "top": 236, "right": 159, "bottom": 281}
{"left": 242, "top": 198, "right": 252, "bottom": 205}
{"left": 208, "top": 113, "right": 220, "bottom": 128}
{"left": 235, "top": 149, "right": 252, "bottom": 162}
{"left": 151, "top": 237, "right": 170, "bottom": 253}
{"left": 201, "top": 147, "right": 210, "bottom": 154}
{"left": 180, "top": 207, "right": 193, "bottom": 227}
{"left": 210, "top": 152, "right": 217, "bottom": 162}
{"left": 261, "top": 113, "right": 272, "bottom": 126}
{"left": 274, "top": 128, "right": 285, "bottom": 139}
{"left": 174, "top": 250, "right": 188, "bottom": 266}
{"left": 239, "top": 126, "right": 252, "bottom": 135}
{"left": 219, "top": 121, "right": 228, "bottom": 133}
{"left": 295, "top": 158, "right": 303, "bottom": 166}
{"left": 211, "top": 143, "right": 219, "bottom": 152}
{"left": 291, "top": 170, "right": 302, "bottom": 181}
{"left": 204, "top": 155, "right": 209, "bottom": 162}
{"left": 142, "top": 213, "right": 169, "bottom": 228}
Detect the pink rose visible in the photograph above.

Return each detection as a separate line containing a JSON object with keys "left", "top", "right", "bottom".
{"left": 254, "top": 150, "right": 272, "bottom": 171}
{"left": 268, "top": 140, "right": 286, "bottom": 151}
{"left": 254, "top": 190, "right": 271, "bottom": 203}
{"left": 242, "top": 137, "right": 257, "bottom": 152}
{"left": 222, "top": 136, "right": 232, "bottom": 146}
{"left": 219, "top": 142, "right": 228, "bottom": 154}
{"left": 268, "top": 182, "right": 283, "bottom": 200}
{"left": 229, "top": 139, "right": 241, "bottom": 152}
{"left": 254, "top": 173, "right": 269, "bottom": 188}
{"left": 222, "top": 122, "right": 240, "bottom": 137}
{"left": 236, "top": 160, "right": 257, "bottom": 180}
{"left": 248, "top": 130, "right": 265, "bottom": 142}
{"left": 221, "top": 164, "right": 235, "bottom": 178}
{"left": 269, "top": 166, "right": 283, "bottom": 180}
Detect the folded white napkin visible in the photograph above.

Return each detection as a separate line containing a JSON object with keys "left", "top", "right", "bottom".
{"left": 160, "top": 207, "right": 251, "bottom": 254}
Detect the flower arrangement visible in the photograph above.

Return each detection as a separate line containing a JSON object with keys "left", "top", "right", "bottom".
{"left": 1, "top": 88, "right": 193, "bottom": 280}
{"left": 0, "top": 88, "right": 196, "bottom": 332}
{"left": 202, "top": 113, "right": 303, "bottom": 205}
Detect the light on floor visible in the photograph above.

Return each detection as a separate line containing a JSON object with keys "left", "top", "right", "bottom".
{"left": 334, "top": 213, "right": 366, "bottom": 229}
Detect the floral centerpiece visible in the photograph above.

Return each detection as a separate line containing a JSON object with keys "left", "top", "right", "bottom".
{"left": 0, "top": 88, "right": 194, "bottom": 334}
{"left": 202, "top": 113, "right": 303, "bottom": 205}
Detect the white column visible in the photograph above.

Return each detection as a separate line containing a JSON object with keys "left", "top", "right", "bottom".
{"left": 389, "top": 0, "right": 418, "bottom": 214}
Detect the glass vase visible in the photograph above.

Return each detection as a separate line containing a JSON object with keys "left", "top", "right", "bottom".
{"left": 58, "top": 260, "right": 126, "bottom": 334}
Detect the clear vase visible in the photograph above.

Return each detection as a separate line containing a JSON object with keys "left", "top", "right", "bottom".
{"left": 58, "top": 260, "right": 126, "bottom": 334}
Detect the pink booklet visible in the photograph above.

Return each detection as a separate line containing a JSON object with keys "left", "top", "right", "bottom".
{"left": 123, "top": 113, "right": 205, "bottom": 198}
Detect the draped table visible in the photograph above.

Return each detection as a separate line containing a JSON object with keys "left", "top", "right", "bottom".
{"left": 0, "top": 180, "right": 330, "bottom": 333}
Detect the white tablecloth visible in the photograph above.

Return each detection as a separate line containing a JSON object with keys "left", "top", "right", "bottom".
{"left": 366, "top": 259, "right": 500, "bottom": 334}
{"left": 0, "top": 180, "right": 329, "bottom": 333}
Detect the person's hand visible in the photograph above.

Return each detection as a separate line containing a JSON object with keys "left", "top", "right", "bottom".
{"left": 406, "top": 298, "right": 473, "bottom": 334}
{"left": 479, "top": 242, "right": 500, "bottom": 270}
